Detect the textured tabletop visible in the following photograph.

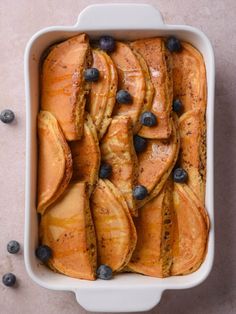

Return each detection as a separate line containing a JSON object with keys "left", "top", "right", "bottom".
{"left": 0, "top": 0, "right": 235, "bottom": 313}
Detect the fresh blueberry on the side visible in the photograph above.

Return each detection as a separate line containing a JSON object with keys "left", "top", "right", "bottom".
{"left": 133, "top": 135, "right": 147, "bottom": 153}
{"left": 140, "top": 112, "right": 157, "bottom": 127}
{"left": 99, "top": 36, "right": 116, "bottom": 53}
{"left": 173, "top": 99, "right": 183, "bottom": 113}
{"left": 35, "top": 245, "right": 52, "bottom": 263}
{"left": 97, "top": 264, "right": 113, "bottom": 280}
{"left": 0, "top": 109, "right": 15, "bottom": 124}
{"left": 99, "top": 163, "right": 112, "bottom": 179}
{"left": 84, "top": 68, "right": 100, "bottom": 82}
{"left": 133, "top": 185, "right": 148, "bottom": 200}
{"left": 166, "top": 36, "right": 182, "bottom": 52}
{"left": 7, "top": 240, "right": 20, "bottom": 254}
{"left": 2, "top": 273, "right": 16, "bottom": 287}
{"left": 116, "top": 90, "right": 132, "bottom": 104}
{"left": 173, "top": 168, "right": 188, "bottom": 183}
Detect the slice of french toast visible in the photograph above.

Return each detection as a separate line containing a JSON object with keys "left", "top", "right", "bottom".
{"left": 88, "top": 49, "right": 118, "bottom": 139}
{"left": 110, "top": 41, "right": 146, "bottom": 133}
{"left": 100, "top": 115, "right": 138, "bottom": 216}
{"left": 136, "top": 114, "right": 179, "bottom": 208}
{"left": 41, "top": 33, "right": 92, "bottom": 140}
{"left": 40, "top": 182, "right": 97, "bottom": 280}
{"left": 171, "top": 183, "right": 209, "bottom": 275}
{"left": 37, "top": 111, "right": 72, "bottom": 215}
{"left": 90, "top": 179, "right": 137, "bottom": 272}
{"left": 70, "top": 113, "right": 100, "bottom": 196}
{"left": 131, "top": 38, "right": 173, "bottom": 139}
{"left": 128, "top": 179, "right": 174, "bottom": 277}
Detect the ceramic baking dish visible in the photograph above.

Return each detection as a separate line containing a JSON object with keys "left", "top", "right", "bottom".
{"left": 24, "top": 4, "right": 215, "bottom": 312}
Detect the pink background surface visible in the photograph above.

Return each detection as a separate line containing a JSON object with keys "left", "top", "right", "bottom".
{"left": 0, "top": 0, "right": 235, "bottom": 313}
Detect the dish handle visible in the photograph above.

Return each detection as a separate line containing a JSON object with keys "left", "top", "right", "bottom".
{"left": 74, "top": 287, "right": 163, "bottom": 312}
{"left": 76, "top": 4, "right": 164, "bottom": 29}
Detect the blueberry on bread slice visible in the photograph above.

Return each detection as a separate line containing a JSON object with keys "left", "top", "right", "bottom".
{"left": 99, "top": 35, "right": 116, "bottom": 53}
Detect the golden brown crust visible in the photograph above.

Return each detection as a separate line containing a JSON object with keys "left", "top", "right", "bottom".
{"left": 100, "top": 116, "right": 138, "bottom": 216}
{"left": 37, "top": 111, "right": 72, "bottom": 215}
{"left": 90, "top": 179, "right": 137, "bottom": 271}
{"left": 128, "top": 179, "right": 174, "bottom": 277}
{"left": 131, "top": 38, "right": 173, "bottom": 139}
{"left": 171, "top": 183, "right": 209, "bottom": 275}
{"left": 88, "top": 50, "right": 118, "bottom": 139}
{"left": 69, "top": 113, "right": 100, "bottom": 195}
{"left": 40, "top": 182, "right": 97, "bottom": 280}
{"left": 136, "top": 114, "right": 180, "bottom": 208}
{"left": 110, "top": 41, "right": 146, "bottom": 133}
{"left": 41, "top": 34, "right": 92, "bottom": 141}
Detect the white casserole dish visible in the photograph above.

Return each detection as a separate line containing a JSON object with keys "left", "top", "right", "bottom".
{"left": 24, "top": 4, "right": 215, "bottom": 312}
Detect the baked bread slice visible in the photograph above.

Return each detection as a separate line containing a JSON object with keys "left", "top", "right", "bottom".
{"left": 173, "top": 42, "right": 207, "bottom": 117}
{"left": 130, "top": 38, "right": 173, "bottom": 139}
{"left": 131, "top": 48, "right": 154, "bottom": 114}
{"left": 171, "top": 183, "right": 209, "bottom": 275}
{"left": 88, "top": 49, "right": 118, "bottom": 139}
{"left": 128, "top": 179, "right": 174, "bottom": 277}
{"left": 100, "top": 116, "right": 138, "bottom": 216}
{"left": 110, "top": 41, "right": 146, "bottom": 133}
{"left": 179, "top": 110, "right": 206, "bottom": 203}
{"left": 41, "top": 34, "right": 92, "bottom": 141}
{"left": 136, "top": 114, "right": 179, "bottom": 208}
{"left": 40, "top": 182, "right": 97, "bottom": 280}
{"left": 69, "top": 113, "right": 100, "bottom": 195}
{"left": 37, "top": 111, "right": 72, "bottom": 215}
{"left": 90, "top": 179, "right": 137, "bottom": 272}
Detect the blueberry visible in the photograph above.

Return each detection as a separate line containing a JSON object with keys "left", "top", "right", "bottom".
{"left": 2, "top": 273, "right": 16, "bottom": 287}
{"left": 97, "top": 264, "right": 113, "bottom": 280}
{"left": 0, "top": 109, "right": 15, "bottom": 123}
{"left": 140, "top": 112, "right": 157, "bottom": 127}
{"left": 84, "top": 68, "right": 99, "bottom": 82}
{"left": 116, "top": 90, "right": 132, "bottom": 104}
{"left": 173, "top": 168, "right": 188, "bottom": 183}
{"left": 133, "top": 135, "right": 147, "bottom": 153}
{"left": 173, "top": 99, "right": 183, "bottom": 113}
{"left": 99, "top": 163, "right": 112, "bottom": 179}
{"left": 133, "top": 185, "right": 148, "bottom": 200}
{"left": 7, "top": 240, "right": 20, "bottom": 254}
{"left": 99, "top": 36, "right": 116, "bottom": 53}
{"left": 166, "top": 36, "right": 182, "bottom": 52}
{"left": 35, "top": 245, "right": 52, "bottom": 263}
